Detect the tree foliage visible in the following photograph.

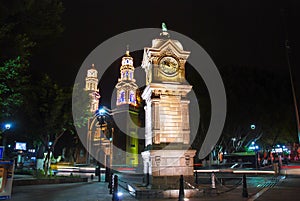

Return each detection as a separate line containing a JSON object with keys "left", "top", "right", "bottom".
{"left": 21, "top": 74, "right": 90, "bottom": 175}
{"left": 0, "top": 0, "right": 64, "bottom": 61}
{"left": 0, "top": 0, "right": 64, "bottom": 124}
{"left": 0, "top": 56, "right": 29, "bottom": 122}
{"left": 219, "top": 66, "right": 297, "bottom": 151}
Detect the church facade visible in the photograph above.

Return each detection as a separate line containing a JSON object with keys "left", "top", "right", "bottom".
{"left": 112, "top": 49, "right": 143, "bottom": 167}
{"left": 82, "top": 51, "right": 143, "bottom": 168}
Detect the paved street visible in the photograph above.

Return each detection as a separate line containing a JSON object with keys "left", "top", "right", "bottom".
{"left": 255, "top": 176, "right": 300, "bottom": 201}
{"left": 9, "top": 163, "right": 300, "bottom": 201}
{"left": 9, "top": 175, "right": 300, "bottom": 201}
{"left": 11, "top": 180, "right": 137, "bottom": 201}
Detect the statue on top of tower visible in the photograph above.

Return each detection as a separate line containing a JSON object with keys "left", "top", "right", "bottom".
{"left": 162, "top": 22, "right": 167, "bottom": 32}
{"left": 160, "top": 22, "right": 170, "bottom": 38}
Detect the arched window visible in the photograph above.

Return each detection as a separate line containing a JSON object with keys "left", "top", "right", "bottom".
{"left": 120, "top": 91, "right": 125, "bottom": 103}
{"left": 129, "top": 91, "right": 135, "bottom": 103}
{"left": 130, "top": 72, "right": 133, "bottom": 80}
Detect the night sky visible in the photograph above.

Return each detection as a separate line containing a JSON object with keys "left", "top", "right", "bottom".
{"left": 32, "top": 0, "right": 300, "bottom": 98}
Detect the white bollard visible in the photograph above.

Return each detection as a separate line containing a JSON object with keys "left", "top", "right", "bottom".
{"left": 211, "top": 173, "right": 216, "bottom": 189}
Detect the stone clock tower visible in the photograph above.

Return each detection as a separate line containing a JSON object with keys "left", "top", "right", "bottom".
{"left": 141, "top": 24, "right": 196, "bottom": 188}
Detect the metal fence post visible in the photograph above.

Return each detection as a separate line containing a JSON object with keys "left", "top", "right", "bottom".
{"left": 105, "top": 167, "right": 110, "bottom": 182}
{"left": 178, "top": 175, "right": 184, "bottom": 201}
{"left": 112, "top": 175, "right": 119, "bottom": 201}
{"left": 109, "top": 172, "right": 113, "bottom": 194}
{"left": 242, "top": 174, "right": 248, "bottom": 198}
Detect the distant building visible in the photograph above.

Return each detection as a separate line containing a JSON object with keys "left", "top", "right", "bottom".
{"left": 112, "top": 48, "right": 143, "bottom": 167}
{"left": 80, "top": 55, "right": 144, "bottom": 168}
{"left": 74, "top": 64, "right": 102, "bottom": 165}
{"left": 85, "top": 64, "right": 100, "bottom": 113}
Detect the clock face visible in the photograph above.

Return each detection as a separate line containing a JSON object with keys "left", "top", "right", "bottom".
{"left": 88, "top": 70, "right": 96, "bottom": 77}
{"left": 159, "top": 56, "right": 179, "bottom": 75}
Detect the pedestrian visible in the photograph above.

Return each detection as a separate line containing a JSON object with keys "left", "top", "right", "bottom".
{"left": 273, "top": 154, "right": 280, "bottom": 175}
{"left": 218, "top": 151, "right": 223, "bottom": 164}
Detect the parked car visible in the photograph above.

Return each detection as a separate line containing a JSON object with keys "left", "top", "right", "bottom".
{"left": 230, "top": 162, "right": 253, "bottom": 169}
{"left": 21, "top": 160, "right": 36, "bottom": 169}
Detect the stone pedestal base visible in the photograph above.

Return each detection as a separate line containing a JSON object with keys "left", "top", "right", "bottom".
{"left": 152, "top": 175, "right": 194, "bottom": 189}
{"left": 142, "top": 149, "right": 196, "bottom": 189}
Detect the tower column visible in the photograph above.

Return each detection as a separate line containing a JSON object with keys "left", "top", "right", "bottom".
{"left": 141, "top": 23, "right": 196, "bottom": 189}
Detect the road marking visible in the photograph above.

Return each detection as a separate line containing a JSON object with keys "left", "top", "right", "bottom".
{"left": 247, "top": 187, "right": 269, "bottom": 201}
{"left": 194, "top": 169, "right": 276, "bottom": 174}
{"left": 195, "top": 169, "right": 220, "bottom": 173}
{"left": 247, "top": 176, "right": 286, "bottom": 201}
{"left": 233, "top": 170, "right": 275, "bottom": 174}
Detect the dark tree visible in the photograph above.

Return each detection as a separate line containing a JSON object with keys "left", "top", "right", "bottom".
{"left": 21, "top": 74, "right": 90, "bottom": 175}
{"left": 0, "top": 0, "right": 64, "bottom": 132}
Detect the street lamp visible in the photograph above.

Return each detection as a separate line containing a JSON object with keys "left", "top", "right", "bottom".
{"left": 99, "top": 108, "right": 106, "bottom": 116}
{"left": 1, "top": 123, "right": 12, "bottom": 160}
{"left": 5, "top": 124, "right": 11, "bottom": 130}
{"left": 231, "top": 137, "right": 236, "bottom": 151}
{"left": 249, "top": 141, "right": 260, "bottom": 169}
{"left": 86, "top": 106, "right": 112, "bottom": 165}
{"left": 95, "top": 107, "right": 114, "bottom": 183}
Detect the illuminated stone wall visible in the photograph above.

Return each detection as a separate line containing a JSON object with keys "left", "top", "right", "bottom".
{"left": 152, "top": 95, "right": 190, "bottom": 144}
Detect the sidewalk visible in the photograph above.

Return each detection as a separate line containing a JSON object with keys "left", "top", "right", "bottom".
{"left": 11, "top": 174, "right": 138, "bottom": 201}
{"left": 114, "top": 171, "right": 284, "bottom": 201}
{"left": 10, "top": 163, "right": 300, "bottom": 201}
{"left": 9, "top": 173, "right": 293, "bottom": 201}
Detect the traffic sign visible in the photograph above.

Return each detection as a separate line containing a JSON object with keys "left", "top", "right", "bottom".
{"left": 0, "top": 147, "right": 4, "bottom": 160}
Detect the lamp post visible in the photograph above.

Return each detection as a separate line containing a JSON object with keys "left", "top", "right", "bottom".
{"left": 249, "top": 141, "right": 260, "bottom": 169}
{"left": 95, "top": 107, "right": 114, "bottom": 183}
{"left": 1, "top": 123, "right": 12, "bottom": 160}
{"left": 231, "top": 137, "right": 236, "bottom": 152}
{"left": 4, "top": 124, "right": 11, "bottom": 130}
{"left": 109, "top": 128, "right": 114, "bottom": 181}
{"left": 249, "top": 124, "right": 261, "bottom": 169}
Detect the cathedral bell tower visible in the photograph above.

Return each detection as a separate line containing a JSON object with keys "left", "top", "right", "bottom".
{"left": 141, "top": 23, "right": 196, "bottom": 188}
{"left": 85, "top": 64, "right": 100, "bottom": 113}
{"left": 84, "top": 64, "right": 101, "bottom": 165}
{"left": 113, "top": 48, "right": 140, "bottom": 167}
{"left": 115, "top": 48, "right": 138, "bottom": 106}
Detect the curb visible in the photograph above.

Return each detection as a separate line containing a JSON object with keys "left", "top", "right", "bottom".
{"left": 13, "top": 177, "right": 88, "bottom": 186}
